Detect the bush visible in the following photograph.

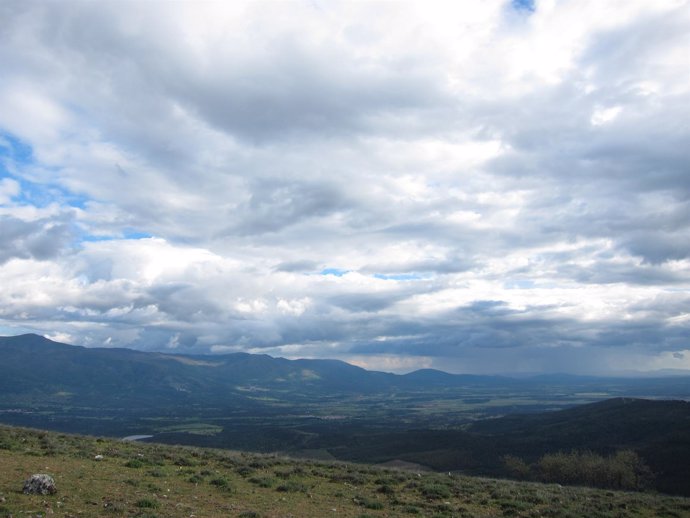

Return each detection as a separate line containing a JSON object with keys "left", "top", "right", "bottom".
{"left": 538, "top": 450, "right": 653, "bottom": 490}
{"left": 276, "top": 480, "right": 308, "bottom": 493}
{"left": 236, "top": 466, "right": 254, "bottom": 477}
{"left": 174, "top": 455, "right": 195, "bottom": 467}
{"left": 248, "top": 476, "right": 275, "bottom": 488}
{"left": 363, "top": 500, "right": 384, "bottom": 510}
{"left": 354, "top": 496, "right": 384, "bottom": 510}
{"left": 135, "top": 498, "right": 159, "bottom": 509}
{"left": 502, "top": 455, "right": 532, "bottom": 479}
{"left": 210, "top": 477, "right": 232, "bottom": 491}
{"left": 377, "top": 484, "right": 395, "bottom": 495}
{"left": 420, "top": 482, "right": 452, "bottom": 499}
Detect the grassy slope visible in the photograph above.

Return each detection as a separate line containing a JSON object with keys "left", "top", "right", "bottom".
{"left": 1, "top": 426, "right": 690, "bottom": 518}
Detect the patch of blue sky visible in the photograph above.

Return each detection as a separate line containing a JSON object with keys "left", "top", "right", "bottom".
{"left": 317, "top": 269, "right": 431, "bottom": 280}
{"left": 0, "top": 132, "right": 150, "bottom": 249}
{"left": 373, "top": 273, "right": 428, "bottom": 281}
{"left": 59, "top": 190, "right": 90, "bottom": 209}
{"left": 0, "top": 133, "right": 33, "bottom": 166}
{"left": 505, "top": 279, "right": 535, "bottom": 289}
{"left": 2, "top": 172, "right": 84, "bottom": 209}
{"left": 123, "top": 230, "right": 153, "bottom": 239}
{"left": 0, "top": 133, "right": 47, "bottom": 202}
{"left": 320, "top": 268, "right": 350, "bottom": 277}
{"left": 0, "top": 132, "right": 90, "bottom": 209}
{"left": 511, "top": 0, "right": 535, "bottom": 13}
{"left": 80, "top": 229, "right": 153, "bottom": 243}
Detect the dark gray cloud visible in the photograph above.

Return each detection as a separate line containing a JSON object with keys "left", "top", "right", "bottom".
{"left": 0, "top": 216, "right": 73, "bottom": 264}
{"left": 227, "top": 179, "right": 350, "bottom": 236}
{"left": 273, "top": 260, "right": 319, "bottom": 273}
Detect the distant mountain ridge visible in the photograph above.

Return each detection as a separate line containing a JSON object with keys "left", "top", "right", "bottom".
{"left": 0, "top": 334, "right": 376, "bottom": 405}
{"left": 3, "top": 334, "right": 690, "bottom": 406}
{"left": 0, "top": 334, "right": 519, "bottom": 409}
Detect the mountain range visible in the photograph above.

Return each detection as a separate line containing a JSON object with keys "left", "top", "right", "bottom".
{"left": 0, "top": 333, "right": 507, "bottom": 406}
{"left": 3, "top": 334, "right": 690, "bottom": 405}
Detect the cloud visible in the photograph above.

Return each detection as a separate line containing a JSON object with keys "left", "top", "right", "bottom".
{"left": 0, "top": 178, "right": 20, "bottom": 204}
{"left": 0, "top": 215, "right": 72, "bottom": 263}
{"left": 0, "top": 0, "right": 688, "bottom": 373}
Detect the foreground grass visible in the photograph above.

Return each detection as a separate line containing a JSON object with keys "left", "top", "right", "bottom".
{"left": 1, "top": 426, "right": 689, "bottom": 517}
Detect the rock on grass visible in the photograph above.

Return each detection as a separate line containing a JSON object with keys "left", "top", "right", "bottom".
{"left": 22, "top": 474, "right": 57, "bottom": 495}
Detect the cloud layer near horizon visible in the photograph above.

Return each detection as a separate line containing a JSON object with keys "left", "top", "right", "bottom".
{"left": 1, "top": 0, "right": 689, "bottom": 374}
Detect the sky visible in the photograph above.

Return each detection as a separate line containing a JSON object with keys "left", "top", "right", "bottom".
{"left": 1, "top": 0, "right": 689, "bottom": 375}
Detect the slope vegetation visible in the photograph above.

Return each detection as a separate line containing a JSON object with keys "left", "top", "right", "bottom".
{"left": 1, "top": 425, "right": 689, "bottom": 518}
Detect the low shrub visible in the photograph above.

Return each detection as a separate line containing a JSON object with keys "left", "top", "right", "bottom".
{"left": 210, "top": 477, "right": 232, "bottom": 491}
{"left": 248, "top": 476, "right": 275, "bottom": 488}
{"left": 135, "top": 498, "right": 159, "bottom": 509}
{"left": 276, "top": 480, "right": 308, "bottom": 493}
{"left": 421, "top": 482, "right": 452, "bottom": 499}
